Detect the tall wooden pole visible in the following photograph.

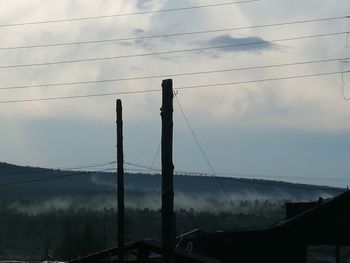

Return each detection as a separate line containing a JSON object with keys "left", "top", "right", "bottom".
{"left": 161, "top": 79, "right": 175, "bottom": 263}
{"left": 116, "top": 99, "right": 125, "bottom": 263}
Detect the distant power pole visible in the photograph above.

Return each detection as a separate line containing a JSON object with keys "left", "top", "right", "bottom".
{"left": 161, "top": 79, "right": 175, "bottom": 263}
{"left": 116, "top": 99, "right": 125, "bottom": 263}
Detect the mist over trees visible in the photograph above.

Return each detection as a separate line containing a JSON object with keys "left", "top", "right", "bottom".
{"left": 0, "top": 163, "right": 342, "bottom": 260}
{"left": 0, "top": 196, "right": 285, "bottom": 260}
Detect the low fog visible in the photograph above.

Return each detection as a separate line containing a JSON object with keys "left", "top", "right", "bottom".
{"left": 4, "top": 190, "right": 335, "bottom": 216}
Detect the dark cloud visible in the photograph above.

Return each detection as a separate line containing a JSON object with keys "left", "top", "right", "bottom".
{"left": 206, "top": 34, "right": 275, "bottom": 53}
{"left": 134, "top": 28, "right": 146, "bottom": 35}
{"left": 136, "top": 0, "right": 153, "bottom": 10}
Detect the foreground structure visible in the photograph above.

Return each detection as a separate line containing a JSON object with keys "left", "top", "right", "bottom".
{"left": 69, "top": 190, "right": 350, "bottom": 262}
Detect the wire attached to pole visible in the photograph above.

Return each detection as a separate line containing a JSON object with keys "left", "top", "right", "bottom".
{"left": 173, "top": 91, "right": 235, "bottom": 206}
{"left": 340, "top": 59, "right": 350, "bottom": 100}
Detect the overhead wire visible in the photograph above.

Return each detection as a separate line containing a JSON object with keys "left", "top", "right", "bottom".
{"left": 125, "top": 168, "right": 155, "bottom": 173}
{"left": 0, "top": 167, "right": 114, "bottom": 187}
{"left": 0, "top": 5, "right": 348, "bottom": 190}
{"left": 57, "top": 161, "right": 117, "bottom": 171}
{"left": 174, "top": 93, "right": 217, "bottom": 177}
{"left": 0, "top": 31, "right": 347, "bottom": 70}
{"left": 1, "top": 70, "right": 349, "bottom": 104}
{"left": 340, "top": 58, "right": 350, "bottom": 100}
{"left": 125, "top": 161, "right": 350, "bottom": 183}
{"left": 174, "top": 71, "right": 350, "bottom": 91}
{"left": 0, "top": 15, "right": 348, "bottom": 50}
{"left": 0, "top": 56, "right": 348, "bottom": 91}
{"left": 174, "top": 92, "right": 236, "bottom": 204}
{"left": 124, "top": 162, "right": 346, "bottom": 193}
{"left": 0, "top": 159, "right": 346, "bottom": 191}
{"left": 1, "top": 3, "right": 348, "bottom": 234}
{"left": 149, "top": 142, "right": 161, "bottom": 173}
{"left": 125, "top": 162, "right": 209, "bottom": 178}
{"left": 0, "top": 0, "right": 261, "bottom": 28}
{"left": 0, "top": 160, "right": 116, "bottom": 177}
{"left": 124, "top": 162, "right": 161, "bottom": 173}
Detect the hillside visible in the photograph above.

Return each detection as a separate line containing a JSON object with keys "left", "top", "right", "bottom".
{"left": 0, "top": 162, "right": 343, "bottom": 201}
{"left": 0, "top": 162, "right": 345, "bottom": 260}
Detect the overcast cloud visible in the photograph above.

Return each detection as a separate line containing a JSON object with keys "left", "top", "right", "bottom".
{"left": 0, "top": 0, "right": 350, "bottom": 187}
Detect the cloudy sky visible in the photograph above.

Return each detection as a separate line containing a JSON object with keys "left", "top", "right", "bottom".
{"left": 0, "top": 0, "right": 349, "bottom": 187}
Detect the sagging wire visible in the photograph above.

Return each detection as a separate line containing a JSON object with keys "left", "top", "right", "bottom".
{"left": 340, "top": 58, "right": 350, "bottom": 100}
{"left": 149, "top": 142, "right": 161, "bottom": 173}
{"left": 341, "top": 18, "right": 350, "bottom": 99}
{"left": 173, "top": 90, "right": 235, "bottom": 209}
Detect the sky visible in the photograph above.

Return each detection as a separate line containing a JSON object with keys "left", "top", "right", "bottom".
{"left": 0, "top": 0, "right": 350, "bottom": 187}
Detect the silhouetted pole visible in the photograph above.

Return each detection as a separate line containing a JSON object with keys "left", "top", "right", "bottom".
{"left": 161, "top": 79, "right": 175, "bottom": 263}
{"left": 116, "top": 99, "right": 125, "bottom": 263}
{"left": 336, "top": 245, "right": 340, "bottom": 263}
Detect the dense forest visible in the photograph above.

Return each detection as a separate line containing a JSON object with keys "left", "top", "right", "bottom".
{"left": 0, "top": 197, "right": 285, "bottom": 261}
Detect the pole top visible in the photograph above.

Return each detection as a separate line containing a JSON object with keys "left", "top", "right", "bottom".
{"left": 161, "top": 79, "right": 173, "bottom": 100}
{"left": 116, "top": 99, "right": 122, "bottom": 109}
{"left": 162, "top": 79, "right": 173, "bottom": 87}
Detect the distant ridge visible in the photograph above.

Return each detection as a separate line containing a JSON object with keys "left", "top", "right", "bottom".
{"left": 0, "top": 162, "right": 345, "bottom": 200}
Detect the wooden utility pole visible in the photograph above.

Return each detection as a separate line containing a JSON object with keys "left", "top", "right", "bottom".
{"left": 161, "top": 79, "right": 175, "bottom": 263}
{"left": 116, "top": 99, "right": 125, "bottom": 263}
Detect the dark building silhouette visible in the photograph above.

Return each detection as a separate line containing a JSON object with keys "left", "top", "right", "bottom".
{"left": 177, "top": 191, "right": 350, "bottom": 263}
{"left": 69, "top": 191, "right": 350, "bottom": 262}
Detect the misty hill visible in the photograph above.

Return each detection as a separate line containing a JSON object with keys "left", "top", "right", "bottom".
{"left": 1, "top": 162, "right": 343, "bottom": 260}
{"left": 0, "top": 162, "right": 344, "bottom": 201}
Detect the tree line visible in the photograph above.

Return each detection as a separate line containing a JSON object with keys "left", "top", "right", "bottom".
{"left": 0, "top": 198, "right": 285, "bottom": 261}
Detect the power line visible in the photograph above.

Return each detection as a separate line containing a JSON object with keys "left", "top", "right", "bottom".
{"left": 1, "top": 15, "right": 348, "bottom": 50}
{"left": 149, "top": 142, "right": 161, "bottom": 172}
{"left": 174, "top": 93, "right": 237, "bottom": 204}
{"left": 124, "top": 162, "right": 161, "bottom": 173}
{"left": 2, "top": 88, "right": 159, "bottom": 104}
{"left": 1, "top": 159, "right": 345, "bottom": 192}
{"left": 0, "top": 31, "right": 346, "bottom": 70}
{"left": 0, "top": 70, "right": 348, "bottom": 104}
{"left": 174, "top": 94, "right": 217, "bottom": 176}
{"left": 0, "top": 167, "right": 114, "bottom": 187}
{"left": 138, "top": 95, "right": 345, "bottom": 201}
{"left": 340, "top": 59, "right": 350, "bottom": 100}
{"left": 124, "top": 162, "right": 346, "bottom": 193}
{"left": 174, "top": 71, "right": 350, "bottom": 91}
{"left": 1, "top": 56, "right": 348, "bottom": 91}
{"left": 57, "top": 161, "right": 117, "bottom": 171}
{"left": 124, "top": 162, "right": 350, "bottom": 183}
{"left": 0, "top": 0, "right": 260, "bottom": 28}
{"left": 125, "top": 168, "right": 155, "bottom": 173}
{"left": 0, "top": 161, "right": 116, "bottom": 177}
